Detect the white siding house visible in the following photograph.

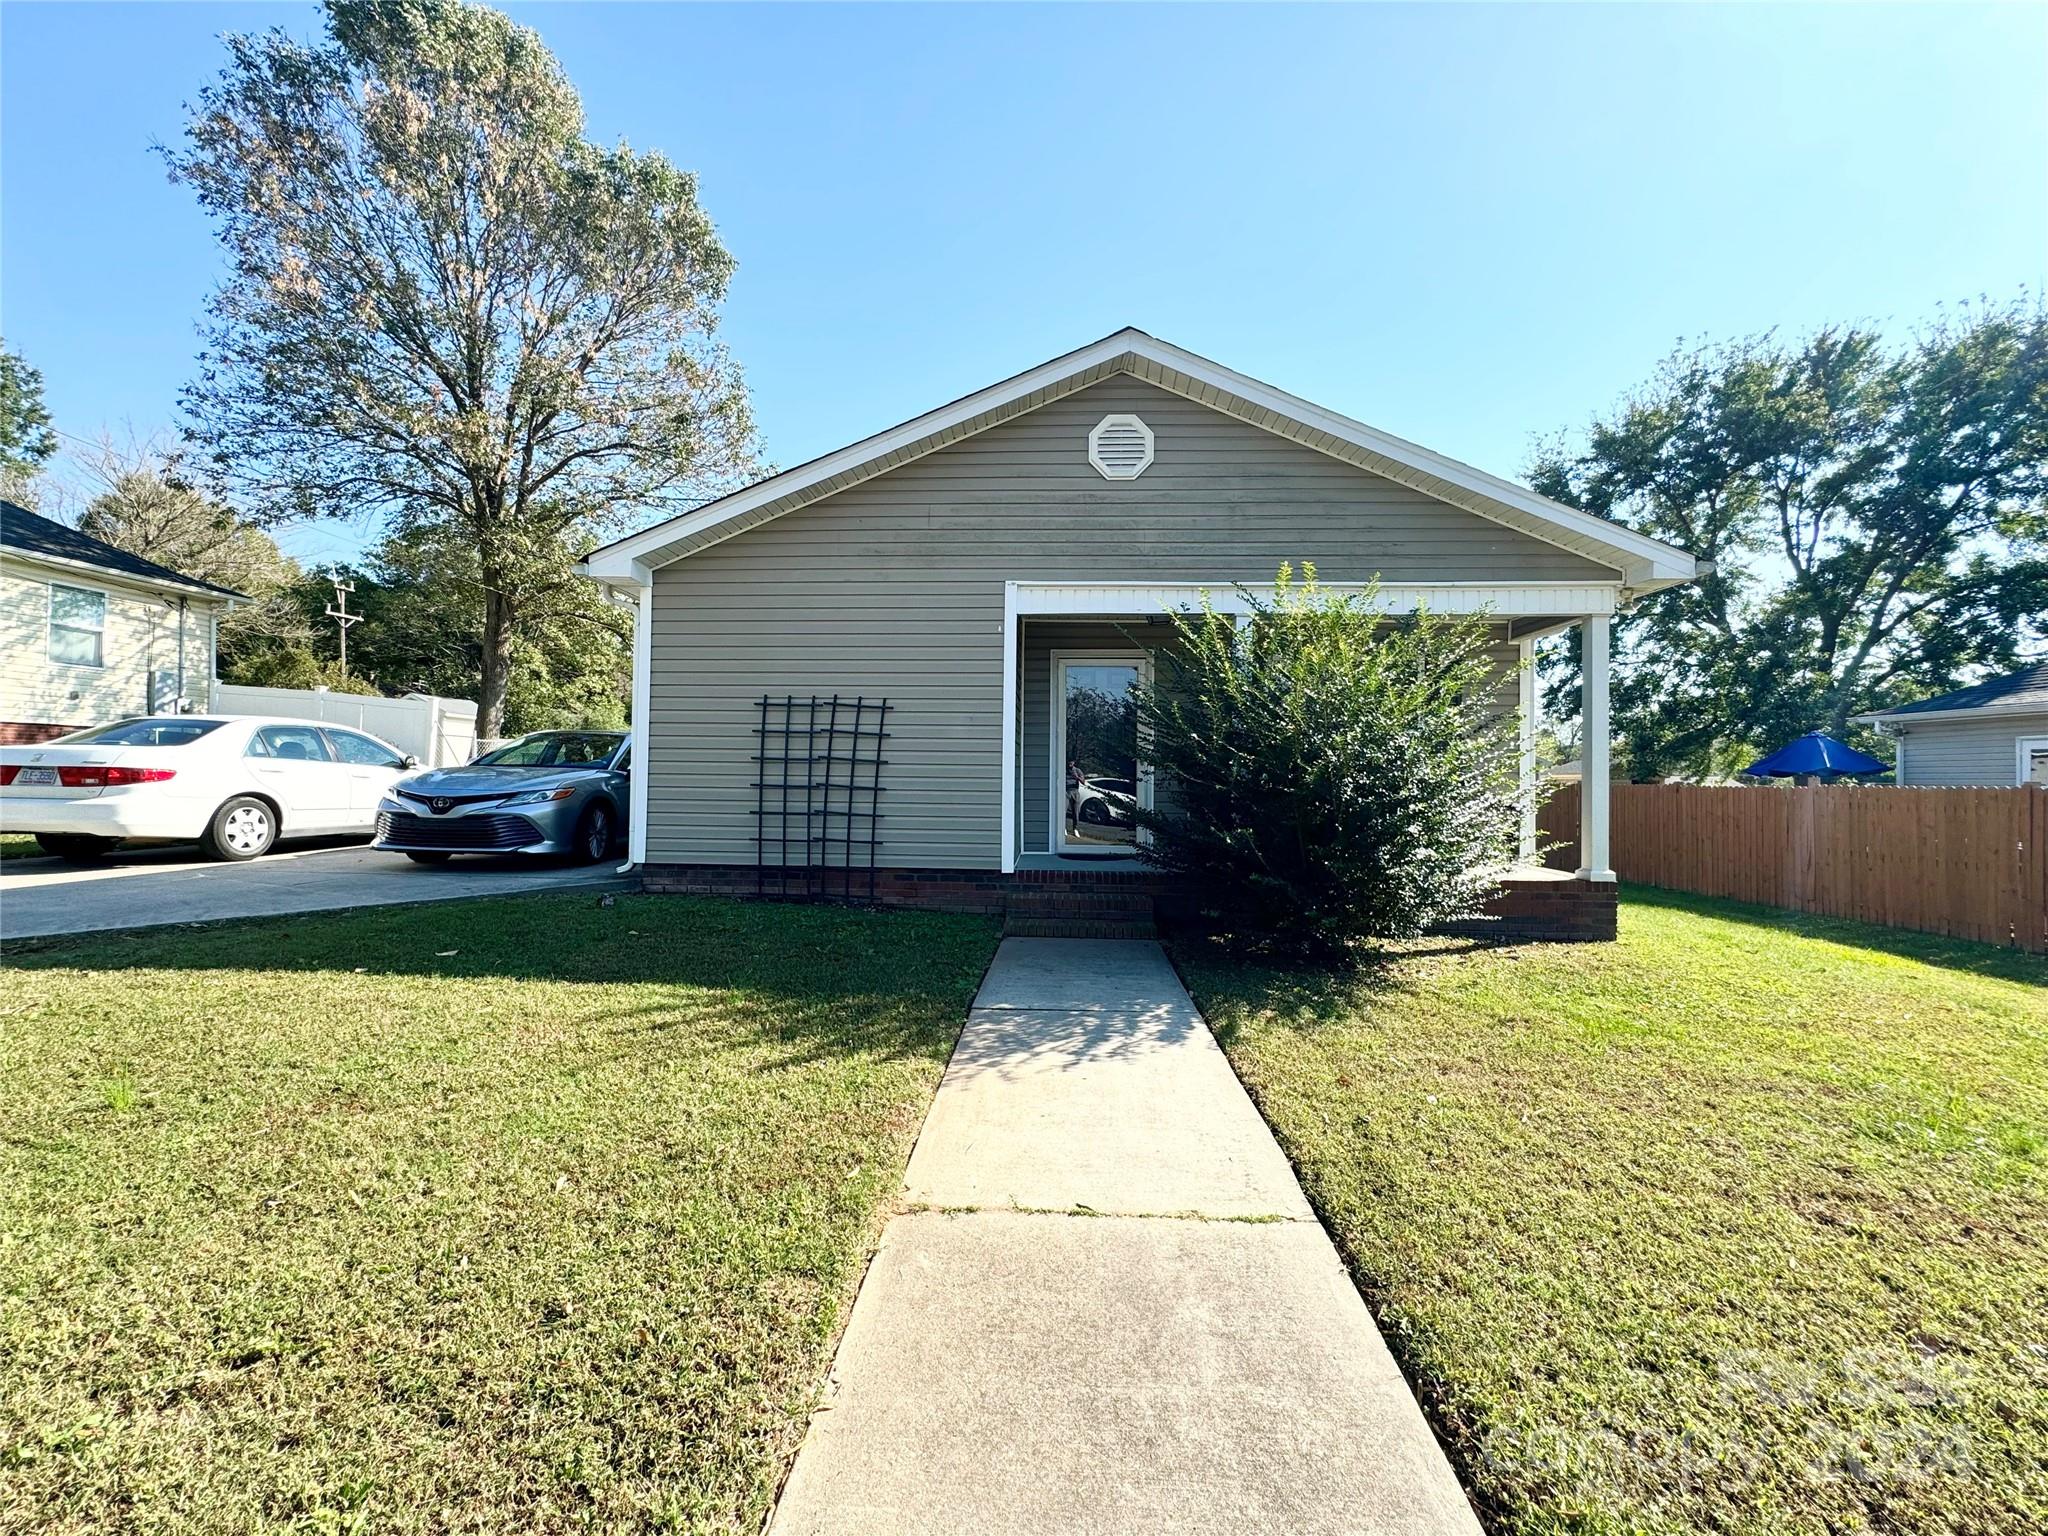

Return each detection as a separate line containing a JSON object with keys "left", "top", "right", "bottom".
{"left": 1, "top": 499, "right": 242, "bottom": 743}
{"left": 1856, "top": 663, "right": 2048, "bottom": 787}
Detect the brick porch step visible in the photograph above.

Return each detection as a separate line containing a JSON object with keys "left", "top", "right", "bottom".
{"left": 1002, "top": 915, "right": 1159, "bottom": 940}
{"left": 1005, "top": 891, "right": 1156, "bottom": 916}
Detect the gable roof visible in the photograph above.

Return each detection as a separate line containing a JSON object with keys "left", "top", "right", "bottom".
{"left": 1, "top": 499, "right": 246, "bottom": 601}
{"left": 1856, "top": 662, "right": 2048, "bottom": 723}
{"left": 581, "top": 329, "right": 1697, "bottom": 591}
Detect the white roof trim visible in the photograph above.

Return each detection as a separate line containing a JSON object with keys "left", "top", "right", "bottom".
{"left": 581, "top": 328, "right": 1696, "bottom": 591}
{"left": 1855, "top": 701, "right": 2048, "bottom": 727}
{"left": 1008, "top": 578, "right": 1620, "bottom": 617}
{"left": 0, "top": 544, "right": 242, "bottom": 605}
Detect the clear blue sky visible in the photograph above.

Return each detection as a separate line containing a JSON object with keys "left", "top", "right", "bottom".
{"left": 4, "top": 2, "right": 2043, "bottom": 568}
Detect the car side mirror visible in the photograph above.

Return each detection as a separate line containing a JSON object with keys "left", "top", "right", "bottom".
{"left": 401, "top": 754, "right": 421, "bottom": 769}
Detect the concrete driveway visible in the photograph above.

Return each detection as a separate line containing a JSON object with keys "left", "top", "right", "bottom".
{"left": 0, "top": 840, "right": 632, "bottom": 941}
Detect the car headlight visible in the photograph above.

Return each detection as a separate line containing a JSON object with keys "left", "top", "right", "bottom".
{"left": 500, "top": 786, "right": 577, "bottom": 808}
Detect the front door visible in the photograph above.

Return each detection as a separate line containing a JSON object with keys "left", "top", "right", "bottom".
{"left": 1053, "top": 653, "right": 1150, "bottom": 854}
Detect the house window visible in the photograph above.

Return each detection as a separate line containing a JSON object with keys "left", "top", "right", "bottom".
{"left": 48, "top": 584, "right": 107, "bottom": 668}
{"left": 2021, "top": 737, "right": 2048, "bottom": 788}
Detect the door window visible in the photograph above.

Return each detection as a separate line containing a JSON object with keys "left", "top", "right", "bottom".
{"left": 1057, "top": 657, "right": 1145, "bottom": 851}
{"left": 250, "top": 725, "right": 334, "bottom": 762}
{"left": 326, "top": 729, "right": 405, "bottom": 768}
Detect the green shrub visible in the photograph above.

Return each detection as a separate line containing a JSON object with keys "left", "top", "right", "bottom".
{"left": 1135, "top": 565, "right": 1541, "bottom": 956}
{"left": 224, "top": 646, "right": 381, "bottom": 696}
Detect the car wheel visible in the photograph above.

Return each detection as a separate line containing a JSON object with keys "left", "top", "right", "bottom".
{"left": 1078, "top": 798, "right": 1114, "bottom": 826}
{"left": 203, "top": 796, "right": 277, "bottom": 861}
{"left": 35, "top": 833, "right": 119, "bottom": 863}
{"left": 405, "top": 851, "right": 453, "bottom": 865}
{"left": 574, "top": 801, "right": 614, "bottom": 864}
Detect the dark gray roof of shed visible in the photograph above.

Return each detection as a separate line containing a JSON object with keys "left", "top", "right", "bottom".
{"left": 0, "top": 498, "right": 245, "bottom": 599}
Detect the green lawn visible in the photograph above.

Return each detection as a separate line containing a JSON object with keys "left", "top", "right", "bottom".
{"left": 1, "top": 892, "right": 998, "bottom": 1534}
{"left": 1, "top": 832, "right": 46, "bottom": 859}
{"left": 1178, "top": 888, "right": 2048, "bottom": 1536}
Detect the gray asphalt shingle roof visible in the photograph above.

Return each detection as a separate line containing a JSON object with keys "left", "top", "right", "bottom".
{"left": 1870, "top": 662, "right": 2048, "bottom": 718}
{"left": 0, "top": 498, "right": 245, "bottom": 600}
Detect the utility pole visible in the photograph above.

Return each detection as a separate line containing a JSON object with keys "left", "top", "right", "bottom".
{"left": 325, "top": 573, "right": 362, "bottom": 678}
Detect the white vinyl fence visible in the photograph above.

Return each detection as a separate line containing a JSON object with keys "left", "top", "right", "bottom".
{"left": 212, "top": 685, "right": 478, "bottom": 766}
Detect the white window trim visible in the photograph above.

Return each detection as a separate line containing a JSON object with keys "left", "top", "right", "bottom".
{"left": 47, "top": 579, "right": 109, "bottom": 669}
{"left": 2018, "top": 735, "right": 2048, "bottom": 788}
{"left": 1049, "top": 648, "right": 1153, "bottom": 857}
{"left": 1087, "top": 413, "right": 1155, "bottom": 480}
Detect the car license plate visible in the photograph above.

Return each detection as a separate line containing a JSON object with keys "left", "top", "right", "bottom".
{"left": 14, "top": 767, "right": 57, "bottom": 787}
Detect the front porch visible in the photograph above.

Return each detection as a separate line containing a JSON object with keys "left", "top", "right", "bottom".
{"left": 998, "top": 578, "right": 1622, "bottom": 936}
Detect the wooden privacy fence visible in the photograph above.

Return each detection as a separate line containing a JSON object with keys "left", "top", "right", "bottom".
{"left": 1543, "top": 782, "right": 2048, "bottom": 953}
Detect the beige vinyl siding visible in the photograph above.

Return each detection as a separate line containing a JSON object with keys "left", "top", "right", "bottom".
{"left": 647, "top": 376, "right": 1608, "bottom": 869}
{"left": 1896, "top": 714, "right": 2048, "bottom": 786}
{"left": 1, "top": 557, "right": 223, "bottom": 730}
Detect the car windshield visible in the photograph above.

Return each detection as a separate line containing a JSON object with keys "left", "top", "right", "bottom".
{"left": 471, "top": 731, "right": 624, "bottom": 768}
{"left": 53, "top": 718, "right": 226, "bottom": 748}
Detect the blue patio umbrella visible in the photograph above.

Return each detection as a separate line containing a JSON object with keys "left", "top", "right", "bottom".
{"left": 1744, "top": 732, "right": 1887, "bottom": 780}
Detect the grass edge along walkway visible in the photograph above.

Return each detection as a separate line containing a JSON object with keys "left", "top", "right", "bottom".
{"left": 1, "top": 890, "right": 1000, "bottom": 1535}
{"left": 1177, "top": 886, "right": 2048, "bottom": 1536}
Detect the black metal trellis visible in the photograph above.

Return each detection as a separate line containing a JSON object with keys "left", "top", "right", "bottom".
{"left": 753, "top": 695, "right": 890, "bottom": 902}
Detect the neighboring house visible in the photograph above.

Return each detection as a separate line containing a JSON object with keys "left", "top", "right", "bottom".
{"left": 581, "top": 330, "right": 1697, "bottom": 937}
{"left": 1856, "top": 663, "right": 2048, "bottom": 787}
{"left": 1, "top": 499, "right": 244, "bottom": 744}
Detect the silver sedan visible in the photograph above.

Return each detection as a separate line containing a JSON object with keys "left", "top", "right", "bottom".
{"left": 374, "top": 730, "right": 630, "bottom": 865}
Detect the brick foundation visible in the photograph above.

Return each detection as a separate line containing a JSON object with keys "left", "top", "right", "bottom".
{"left": 639, "top": 862, "right": 1617, "bottom": 942}
{"left": 1456, "top": 874, "right": 1617, "bottom": 942}
{"left": 0, "top": 721, "right": 82, "bottom": 745}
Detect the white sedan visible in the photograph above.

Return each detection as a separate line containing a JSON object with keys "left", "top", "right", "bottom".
{"left": 0, "top": 715, "right": 418, "bottom": 863}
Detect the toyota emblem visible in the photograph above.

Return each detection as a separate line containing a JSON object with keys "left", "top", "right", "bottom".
{"left": 431, "top": 797, "right": 452, "bottom": 814}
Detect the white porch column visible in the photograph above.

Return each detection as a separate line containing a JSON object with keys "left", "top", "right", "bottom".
{"left": 1517, "top": 634, "right": 1538, "bottom": 864}
{"left": 1577, "top": 613, "right": 1614, "bottom": 881}
{"left": 1000, "top": 583, "right": 1019, "bottom": 873}
{"left": 626, "top": 566, "right": 653, "bottom": 869}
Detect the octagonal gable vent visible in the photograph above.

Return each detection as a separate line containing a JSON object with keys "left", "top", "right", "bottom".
{"left": 1088, "top": 414, "right": 1155, "bottom": 480}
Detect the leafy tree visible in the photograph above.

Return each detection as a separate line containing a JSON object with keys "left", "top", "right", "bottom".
{"left": 1135, "top": 566, "right": 1537, "bottom": 958}
{"left": 1531, "top": 301, "right": 2048, "bottom": 778}
{"left": 301, "top": 525, "right": 630, "bottom": 733}
{"left": 0, "top": 340, "right": 58, "bottom": 498}
{"left": 230, "top": 648, "right": 380, "bottom": 696}
{"left": 70, "top": 439, "right": 317, "bottom": 676}
{"left": 165, "top": 0, "right": 752, "bottom": 738}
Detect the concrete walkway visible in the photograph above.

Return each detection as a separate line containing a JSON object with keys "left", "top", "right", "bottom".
{"left": 770, "top": 939, "right": 1481, "bottom": 1536}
